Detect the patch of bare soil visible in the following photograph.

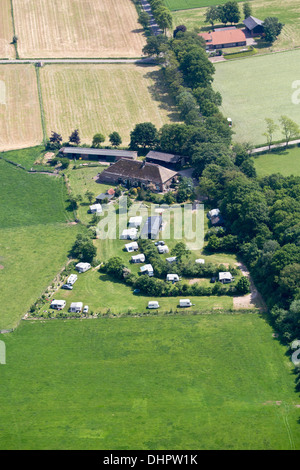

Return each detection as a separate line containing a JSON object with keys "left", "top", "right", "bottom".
{"left": 233, "top": 262, "right": 267, "bottom": 312}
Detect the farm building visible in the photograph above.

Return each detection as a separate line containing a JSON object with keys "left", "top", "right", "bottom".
{"left": 243, "top": 16, "right": 264, "bottom": 35}
{"left": 219, "top": 272, "right": 233, "bottom": 284}
{"left": 59, "top": 147, "right": 137, "bottom": 162}
{"left": 69, "top": 302, "right": 83, "bottom": 313}
{"left": 199, "top": 27, "right": 247, "bottom": 50}
{"left": 50, "top": 300, "right": 66, "bottom": 310}
{"left": 166, "top": 274, "right": 180, "bottom": 282}
{"left": 140, "top": 264, "right": 154, "bottom": 276}
{"left": 125, "top": 241, "right": 139, "bottom": 252}
{"left": 97, "top": 160, "right": 178, "bottom": 192}
{"left": 96, "top": 192, "right": 114, "bottom": 203}
{"left": 140, "top": 216, "right": 162, "bottom": 240}
{"left": 89, "top": 203, "right": 102, "bottom": 215}
{"left": 128, "top": 216, "right": 143, "bottom": 228}
{"left": 157, "top": 245, "right": 169, "bottom": 254}
{"left": 75, "top": 262, "right": 91, "bottom": 273}
{"left": 67, "top": 274, "right": 78, "bottom": 285}
{"left": 120, "top": 228, "right": 138, "bottom": 240}
{"left": 131, "top": 254, "right": 145, "bottom": 263}
{"left": 145, "top": 151, "right": 186, "bottom": 170}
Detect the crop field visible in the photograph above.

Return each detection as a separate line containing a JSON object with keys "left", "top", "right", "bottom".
{"left": 40, "top": 64, "right": 180, "bottom": 146}
{"left": 213, "top": 50, "right": 300, "bottom": 145}
{"left": 0, "top": 316, "right": 299, "bottom": 449}
{"left": 0, "top": 159, "right": 79, "bottom": 329}
{"left": 13, "top": 0, "right": 146, "bottom": 58}
{"left": 0, "top": 1, "right": 14, "bottom": 58}
{"left": 254, "top": 146, "right": 300, "bottom": 178}
{"left": 0, "top": 65, "right": 43, "bottom": 151}
{"left": 171, "top": 0, "right": 300, "bottom": 52}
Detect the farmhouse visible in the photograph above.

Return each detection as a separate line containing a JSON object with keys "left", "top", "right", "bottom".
{"left": 97, "top": 160, "right": 178, "bottom": 192}
{"left": 75, "top": 262, "right": 91, "bottom": 273}
{"left": 199, "top": 27, "right": 247, "bottom": 50}
{"left": 145, "top": 151, "right": 186, "bottom": 170}
{"left": 59, "top": 147, "right": 137, "bottom": 162}
{"left": 140, "top": 216, "right": 162, "bottom": 240}
{"left": 243, "top": 16, "right": 264, "bottom": 36}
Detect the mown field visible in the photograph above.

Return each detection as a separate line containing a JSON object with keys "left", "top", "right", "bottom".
{"left": 213, "top": 50, "right": 300, "bottom": 145}
{"left": 0, "top": 159, "right": 79, "bottom": 329}
{"left": 164, "top": 0, "right": 238, "bottom": 9}
{"left": 0, "top": 1, "right": 14, "bottom": 58}
{"left": 0, "top": 316, "right": 299, "bottom": 449}
{"left": 254, "top": 146, "right": 300, "bottom": 178}
{"left": 172, "top": 0, "right": 300, "bottom": 52}
{"left": 0, "top": 65, "right": 42, "bottom": 151}
{"left": 13, "top": 0, "right": 146, "bottom": 58}
{"left": 40, "top": 64, "right": 180, "bottom": 146}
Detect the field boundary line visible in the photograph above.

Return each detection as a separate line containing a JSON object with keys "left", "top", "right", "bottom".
{"left": 9, "top": 0, "right": 19, "bottom": 59}
{"left": 35, "top": 66, "right": 47, "bottom": 145}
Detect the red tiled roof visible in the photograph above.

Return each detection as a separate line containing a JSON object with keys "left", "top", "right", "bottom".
{"left": 199, "top": 28, "right": 246, "bottom": 46}
{"left": 107, "top": 188, "right": 115, "bottom": 195}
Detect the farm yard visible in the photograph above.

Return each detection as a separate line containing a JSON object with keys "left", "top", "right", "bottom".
{"left": 0, "top": 316, "right": 299, "bottom": 449}
{"left": 171, "top": 0, "right": 300, "bottom": 53}
{"left": 39, "top": 64, "right": 180, "bottom": 146}
{"left": 0, "top": 65, "right": 43, "bottom": 151}
{"left": 253, "top": 146, "right": 300, "bottom": 178}
{"left": 213, "top": 49, "right": 300, "bottom": 145}
{"left": 0, "top": 1, "right": 14, "bottom": 58}
{"left": 12, "top": 0, "right": 146, "bottom": 58}
{"left": 0, "top": 159, "right": 79, "bottom": 330}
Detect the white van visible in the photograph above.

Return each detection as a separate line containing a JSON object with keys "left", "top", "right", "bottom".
{"left": 148, "top": 301, "right": 160, "bottom": 309}
{"left": 179, "top": 299, "right": 192, "bottom": 308}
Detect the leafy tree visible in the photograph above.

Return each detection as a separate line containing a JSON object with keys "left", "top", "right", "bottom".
{"left": 173, "top": 25, "right": 187, "bottom": 38}
{"left": 138, "top": 11, "right": 150, "bottom": 29}
{"left": 71, "top": 233, "right": 97, "bottom": 263}
{"left": 156, "top": 7, "right": 173, "bottom": 34}
{"left": 109, "top": 131, "right": 122, "bottom": 147}
{"left": 243, "top": 2, "right": 252, "bottom": 19}
{"left": 142, "top": 35, "right": 168, "bottom": 56}
{"left": 130, "top": 122, "right": 159, "bottom": 150}
{"left": 103, "top": 256, "right": 126, "bottom": 280}
{"left": 219, "top": 1, "right": 241, "bottom": 25}
{"left": 69, "top": 129, "right": 80, "bottom": 146}
{"left": 263, "top": 118, "right": 279, "bottom": 150}
{"left": 92, "top": 133, "right": 105, "bottom": 147}
{"left": 263, "top": 17, "right": 284, "bottom": 43}
{"left": 171, "top": 242, "right": 190, "bottom": 261}
{"left": 49, "top": 131, "right": 63, "bottom": 149}
{"left": 279, "top": 115, "right": 300, "bottom": 147}
{"left": 179, "top": 47, "right": 215, "bottom": 89}
{"left": 205, "top": 6, "right": 221, "bottom": 26}
{"left": 85, "top": 190, "right": 95, "bottom": 204}
{"left": 235, "top": 276, "right": 250, "bottom": 295}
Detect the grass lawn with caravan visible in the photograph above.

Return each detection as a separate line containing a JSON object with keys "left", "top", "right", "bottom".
{"left": 253, "top": 146, "right": 300, "bottom": 178}
{"left": 0, "top": 316, "right": 299, "bottom": 449}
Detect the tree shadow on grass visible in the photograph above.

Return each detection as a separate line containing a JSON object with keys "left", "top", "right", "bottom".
{"left": 136, "top": 66, "right": 181, "bottom": 123}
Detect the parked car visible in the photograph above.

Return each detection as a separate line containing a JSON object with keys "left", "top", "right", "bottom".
{"left": 62, "top": 284, "right": 73, "bottom": 290}
{"left": 133, "top": 289, "right": 140, "bottom": 295}
{"left": 154, "top": 241, "right": 165, "bottom": 246}
{"left": 83, "top": 305, "right": 89, "bottom": 314}
{"left": 210, "top": 277, "right": 216, "bottom": 284}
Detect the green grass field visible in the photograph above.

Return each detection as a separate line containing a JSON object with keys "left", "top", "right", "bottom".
{"left": 164, "top": 0, "right": 235, "bottom": 9}
{"left": 0, "top": 316, "right": 299, "bottom": 449}
{"left": 213, "top": 50, "right": 300, "bottom": 145}
{"left": 0, "top": 146, "right": 51, "bottom": 171}
{"left": 0, "top": 159, "right": 79, "bottom": 329}
{"left": 254, "top": 146, "right": 300, "bottom": 178}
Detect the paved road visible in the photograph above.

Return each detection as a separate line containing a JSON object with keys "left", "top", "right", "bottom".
{"left": 140, "top": 0, "right": 162, "bottom": 36}
{"left": 252, "top": 139, "right": 300, "bottom": 154}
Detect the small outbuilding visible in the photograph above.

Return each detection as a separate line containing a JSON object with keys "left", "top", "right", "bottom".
{"left": 125, "top": 241, "right": 139, "bottom": 252}
{"left": 218, "top": 272, "right": 233, "bottom": 284}
{"left": 131, "top": 254, "right": 145, "bottom": 263}
{"left": 69, "top": 302, "right": 83, "bottom": 313}
{"left": 75, "top": 262, "right": 91, "bottom": 273}
{"left": 243, "top": 16, "right": 264, "bottom": 35}
{"left": 140, "top": 264, "right": 154, "bottom": 276}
